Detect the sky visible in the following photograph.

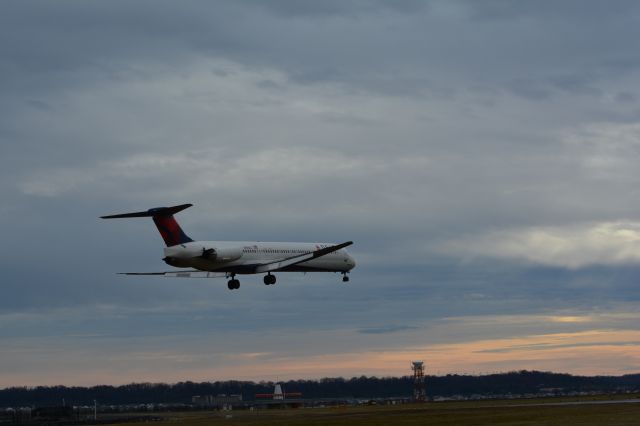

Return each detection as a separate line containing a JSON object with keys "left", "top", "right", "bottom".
{"left": 2, "top": 0, "right": 640, "bottom": 387}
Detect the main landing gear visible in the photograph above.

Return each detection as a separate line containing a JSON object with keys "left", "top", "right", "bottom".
{"left": 342, "top": 272, "right": 350, "bottom": 282}
{"left": 227, "top": 274, "right": 240, "bottom": 290}
{"left": 263, "top": 273, "right": 277, "bottom": 285}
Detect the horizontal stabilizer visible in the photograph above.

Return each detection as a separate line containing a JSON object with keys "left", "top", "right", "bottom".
{"left": 101, "top": 204, "right": 193, "bottom": 219}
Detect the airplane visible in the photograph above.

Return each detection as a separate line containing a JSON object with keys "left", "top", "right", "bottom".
{"left": 101, "top": 203, "right": 356, "bottom": 290}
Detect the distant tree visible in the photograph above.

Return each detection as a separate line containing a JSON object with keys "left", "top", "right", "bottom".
{"left": 1, "top": 371, "right": 639, "bottom": 407}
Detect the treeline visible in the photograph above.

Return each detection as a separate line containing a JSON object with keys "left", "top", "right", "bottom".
{"left": 1, "top": 371, "right": 639, "bottom": 407}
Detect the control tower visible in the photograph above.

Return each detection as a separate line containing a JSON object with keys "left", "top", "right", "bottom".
{"left": 411, "top": 361, "right": 426, "bottom": 402}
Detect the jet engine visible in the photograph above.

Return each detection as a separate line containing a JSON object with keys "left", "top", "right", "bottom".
{"left": 200, "top": 246, "right": 243, "bottom": 263}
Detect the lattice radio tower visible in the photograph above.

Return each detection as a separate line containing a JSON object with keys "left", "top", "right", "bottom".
{"left": 411, "top": 361, "right": 426, "bottom": 402}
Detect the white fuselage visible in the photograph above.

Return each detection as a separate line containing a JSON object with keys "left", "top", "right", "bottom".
{"left": 163, "top": 241, "right": 356, "bottom": 274}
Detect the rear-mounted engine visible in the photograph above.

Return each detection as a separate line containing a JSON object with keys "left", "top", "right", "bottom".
{"left": 201, "top": 247, "right": 243, "bottom": 263}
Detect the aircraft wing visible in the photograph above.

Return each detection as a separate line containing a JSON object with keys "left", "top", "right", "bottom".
{"left": 254, "top": 241, "right": 353, "bottom": 273}
{"left": 118, "top": 271, "right": 229, "bottom": 278}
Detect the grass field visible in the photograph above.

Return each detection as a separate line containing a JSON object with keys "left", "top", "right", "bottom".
{"left": 117, "top": 396, "right": 640, "bottom": 426}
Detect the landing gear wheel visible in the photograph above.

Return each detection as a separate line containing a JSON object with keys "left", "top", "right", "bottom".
{"left": 228, "top": 279, "right": 240, "bottom": 290}
{"left": 263, "top": 274, "right": 276, "bottom": 285}
{"left": 342, "top": 273, "right": 350, "bottom": 283}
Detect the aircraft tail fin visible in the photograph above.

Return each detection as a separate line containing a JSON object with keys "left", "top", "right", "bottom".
{"left": 101, "top": 203, "right": 194, "bottom": 246}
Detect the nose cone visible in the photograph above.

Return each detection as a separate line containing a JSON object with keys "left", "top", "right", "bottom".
{"left": 347, "top": 254, "right": 356, "bottom": 270}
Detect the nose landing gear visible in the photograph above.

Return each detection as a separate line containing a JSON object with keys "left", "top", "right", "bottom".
{"left": 342, "top": 272, "right": 350, "bottom": 282}
{"left": 263, "top": 273, "right": 277, "bottom": 285}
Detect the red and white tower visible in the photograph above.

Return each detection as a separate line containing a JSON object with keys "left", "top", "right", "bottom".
{"left": 411, "top": 361, "right": 426, "bottom": 402}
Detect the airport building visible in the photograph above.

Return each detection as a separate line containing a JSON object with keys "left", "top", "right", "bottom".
{"left": 191, "top": 394, "right": 243, "bottom": 409}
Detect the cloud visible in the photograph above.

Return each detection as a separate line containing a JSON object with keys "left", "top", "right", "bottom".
{"left": 4, "top": 313, "right": 639, "bottom": 386}
{"left": 564, "top": 122, "right": 640, "bottom": 181}
{"left": 438, "top": 222, "right": 640, "bottom": 268}
{"left": 358, "top": 325, "right": 419, "bottom": 335}
{"left": 3, "top": 1, "right": 640, "bottom": 386}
